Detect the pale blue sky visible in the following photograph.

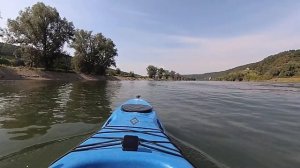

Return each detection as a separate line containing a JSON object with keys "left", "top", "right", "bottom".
{"left": 1, "top": 0, "right": 300, "bottom": 75}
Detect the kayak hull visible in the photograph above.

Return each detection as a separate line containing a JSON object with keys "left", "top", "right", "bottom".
{"left": 50, "top": 98, "right": 194, "bottom": 168}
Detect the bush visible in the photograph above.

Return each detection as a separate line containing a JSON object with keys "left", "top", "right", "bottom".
{"left": 278, "top": 62, "right": 299, "bottom": 77}
{"left": 11, "top": 59, "right": 25, "bottom": 66}
{"left": 0, "top": 57, "right": 11, "bottom": 65}
{"left": 267, "top": 68, "right": 280, "bottom": 77}
{"left": 129, "top": 71, "right": 135, "bottom": 77}
{"left": 72, "top": 55, "right": 88, "bottom": 73}
{"left": 107, "top": 69, "right": 116, "bottom": 76}
{"left": 116, "top": 68, "right": 121, "bottom": 75}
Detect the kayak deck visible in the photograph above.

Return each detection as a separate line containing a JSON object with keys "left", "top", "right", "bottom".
{"left": 50, "top": 98, "right": 194, "bottom": 168}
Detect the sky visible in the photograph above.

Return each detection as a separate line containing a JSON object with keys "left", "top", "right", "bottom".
{"left": 1, "top": 0, "right": 300, "bottom": 75}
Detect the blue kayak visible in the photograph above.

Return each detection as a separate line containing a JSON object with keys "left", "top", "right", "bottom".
{"left": 50, "top": 97, "right": 194, "bottom": 168}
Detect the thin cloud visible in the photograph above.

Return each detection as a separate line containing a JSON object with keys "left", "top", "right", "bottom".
{"left": 126, "top": 10, "right": 300, "bottom": 75}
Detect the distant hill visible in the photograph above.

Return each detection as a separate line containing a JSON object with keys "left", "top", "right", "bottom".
{"left": 185, "top": 50, "right": 300, "bottom": 81}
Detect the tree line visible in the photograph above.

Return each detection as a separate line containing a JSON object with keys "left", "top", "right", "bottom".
{"left": 146, "top": 65, "right": 195, "bottom": 80}
{"left": 0, "top": 2, "right": 117, "bottom": 75}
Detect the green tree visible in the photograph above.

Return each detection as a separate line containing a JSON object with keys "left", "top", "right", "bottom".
{"left": 175, "top": 73, "right": 181, "bottom": 80}
{"left": 170, "top": 70, "right": 176, "bottom": 80}
{"left": 129, "top": 71, "right": 135, "bottom": 77}
{"left": 146, "top": 65, "right": 157, "bottom": 78}
{"left": 116, "top": 68, "right": 121, "bottom": 75}
{"left": 279, "top": 62, "right": 299, "bottom": 77}
{"left": 157, "top": 68, "right": 164, "bottom": 79}
{"left": 6, "top": 2, "right": 74, "bottom": 69}
{"left": 163, "top": 70, "right": 170, "bottom": 79}
{"left": 71, "top": 29, "right": 118, "bottom": 75}
{"left": 21, "top": 47, "right": 40, "bottom": 67}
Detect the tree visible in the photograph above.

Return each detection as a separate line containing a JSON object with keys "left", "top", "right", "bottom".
{"left": 163, "top": 70, "right": 170, "bottom": 79}
{"left": 157, "top": 68, "right": 164, "bottom": 79}
{"left": 6, "top": 2, "right": 74, "bottom": 69}
{"left": 21, "top": 47, "right": 40, "bottom": 67}
{"left": 170, "top": 70, "right": 176, "bottom": 80}
{"left": 71, "top": 29, "right": 118, "bottom": 75}
{"left": 146, "top": 65, "right": 157, "bottom": 78}
{"left": 175, "top": 73, "right": 181, "bottom": 80}
{"left": 116, "top": 68, "right": 121, "bottom": 75}
{"left": 129, "top": 71, "right": 135, "bottom": 77}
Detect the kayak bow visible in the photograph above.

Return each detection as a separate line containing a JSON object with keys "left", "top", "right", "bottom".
{"left": 50, "top": 98, "right": 194, "bottom": 168}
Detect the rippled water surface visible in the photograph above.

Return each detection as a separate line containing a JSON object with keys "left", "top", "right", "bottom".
{"left": 0, "top": 80, "right": 299, "bottom": 168}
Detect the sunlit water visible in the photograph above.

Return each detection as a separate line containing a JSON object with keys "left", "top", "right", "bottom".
{"left": 0, "top": 80, "right": 299, "bottom": 168}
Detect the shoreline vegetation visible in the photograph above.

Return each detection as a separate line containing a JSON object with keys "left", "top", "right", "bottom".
{"left": 0, "top": 65, "right": 190, "bottom": 81}
{"left": 184, "top": 50, "right": 300, "bottom": 82}
{"left": 1, "top": 66, "right": 299, "bottom": 82}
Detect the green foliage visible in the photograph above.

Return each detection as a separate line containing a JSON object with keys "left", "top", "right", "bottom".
{"left": 278, "top": 62, "right": 300, "bottom": 77}
{"left": 71, "top": 29, "right": 118, "bottom": 75}
{"left": 6, "top": 2, "right": 74, "bottom": 69}
{"left": 157, "top": 68, "right": 164, "bottom": 79}
{"left": 72, "top": 51, "right": 85, "bottom": 72}
{"left": 0, "top": 42, "right": 19, "bottom": 57}
{"left": 186, "top": 50, "right": 300, "bottom": 81}
{"left": 129, "top": 71, "right": 135, "bottom": 77}
{"left": 0, "top": 43, "right": 25, "bottom": 66}
{"left": 146, "top": 65, "right": 157, "bottom": 78}
{"left": 0, "top": 57, "right": 11, "bottom": 65}
{"left": 145, "top": 65, "right": 192, "bottom": 80}
{"left": 170, "top": 71, "right": 176, "bottom": 80}
{"left": 53, "top": 53, "right": 72, "bottom": 71}
{"left": 106, "top": 68, "right": 142, "bottom": 78}
{"left": 21, "top": 46, "right": 40, "bottom": 67}
{"left": 116, "top": 68, "right": 121, "bottom": 75}
{"left": 175, "top": 73, "right": 181, "bottom": 80}
{"left": 11, "top": 59, "right": 25, "bottom": 67}
{"left": 107, "top": 69, "right": 117, "bottom": 76}
{"left": 163, "top": 70, "right": 170, "bottom": 79}
{"left": 222, "top": 70, "right": 261, "bottom": 81}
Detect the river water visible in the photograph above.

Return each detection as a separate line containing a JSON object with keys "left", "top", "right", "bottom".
{"left": 0, "top": 80, "right": 299, "bottom": 168}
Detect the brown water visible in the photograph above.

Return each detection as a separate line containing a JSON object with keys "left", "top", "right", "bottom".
{"left": 0, "top": 80, "right": 299, "bottom": 168}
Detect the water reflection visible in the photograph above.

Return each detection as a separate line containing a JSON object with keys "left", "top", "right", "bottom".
{"left": 0, "top": 81, "right": 113, "bottom": 141}
{"left": 55, "top": 83, "right": 73, "bottom": 110}
{"left": 62, "top": 82, "right": 112, "bottom": 124}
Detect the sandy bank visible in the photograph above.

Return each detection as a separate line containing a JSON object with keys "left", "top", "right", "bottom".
{"left": 0, "top": 66, "right": 149, "bottom": 81}
{"left": 0, "top": 66, "right": 106, "bottom": 81}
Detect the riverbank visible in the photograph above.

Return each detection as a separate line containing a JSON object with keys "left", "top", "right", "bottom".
{"left": 0, "top": 66, "right": 146, "bottom": 81}
{"left": 215, "top": 78, "right": 300, "bottom": 83}
{"left": 267, "top": 77, "right": 300, "bottom": 82}
{"left": 2, "top": 66, "right": 299, "bottom": 82}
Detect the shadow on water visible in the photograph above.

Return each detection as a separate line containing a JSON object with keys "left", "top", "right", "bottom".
{"left": 0, "top": 80, "right": 116, "bottom": 167}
